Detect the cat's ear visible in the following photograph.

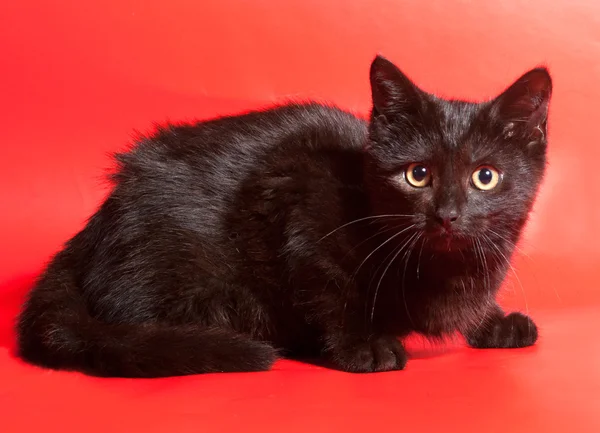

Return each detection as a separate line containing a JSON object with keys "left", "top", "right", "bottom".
{"left": 370, "top": 55, "right": 425, "bottom": 119}
{"left": 489, "top": 67, "right": 552, "bottom": 144}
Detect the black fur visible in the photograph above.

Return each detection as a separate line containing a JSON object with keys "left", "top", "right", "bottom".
{"left": 16, "top": 56, "right": 551, "bottom": 377}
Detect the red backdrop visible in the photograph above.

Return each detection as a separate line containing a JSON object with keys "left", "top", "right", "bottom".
{"left": 1, "top": 1, "right": 599, "bottom": 432}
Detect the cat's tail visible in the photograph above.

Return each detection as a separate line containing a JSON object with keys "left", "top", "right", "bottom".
{"left": 16, "top": 253, "right": 277, "bottom": 378}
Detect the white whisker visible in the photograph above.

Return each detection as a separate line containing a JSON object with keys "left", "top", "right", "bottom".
{"left": 317, "top": 214, "right": 413, "bottom": 242}
{"left": 487, "top": 228, "right": 561, "bottom": 302}
{"left": 370, "top": 231, "right": 419, "bottom": 324}
{"left": 339, "top": 224, "right": 397, "bottom": 264}
{"left": 371, "top": 231, "right": 421, "bottom": 326}
{"left": 349, "top": 224, "right": 416, "bottom": 286}
{"left": 416, "top": 236, "right": 425, "bottom": 280}
{"left": 483, "top": 234, "right": 530, "bottom": 332}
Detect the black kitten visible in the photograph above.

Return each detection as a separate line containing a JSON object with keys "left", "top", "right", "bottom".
{"left": 16, "top": 56, "right": 551, "bottom": 377}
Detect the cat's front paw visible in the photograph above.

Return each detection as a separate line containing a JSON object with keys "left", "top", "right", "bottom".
{"left": 327, "top": 334, "right": 407, "bottom": 373}
{"left": 467, "top": 312, "right": 538, "bottom": 349}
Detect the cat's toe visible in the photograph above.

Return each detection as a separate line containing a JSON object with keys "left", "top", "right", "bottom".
{"left": 371, "top": 335, "right": 407, "bottom": 371}
{"left": 328, "top": 335, "right": 406, "bottom": 373}
{"left": 503, "top": 312, "right": 538, "bottom": 347}
{"left": 467, "top": 312, "right": 538, "bottom": 349}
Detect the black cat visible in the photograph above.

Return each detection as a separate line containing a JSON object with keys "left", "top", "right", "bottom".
{"left": 16, "top": 56, "right": 551, "bottom": 377}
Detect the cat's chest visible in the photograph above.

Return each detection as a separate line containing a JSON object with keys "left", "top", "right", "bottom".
{"left": 411, "top": 280, "right": 490, "bottom": 336}
{"left": 372, "top": 259, "right": 492, "bottom": 336}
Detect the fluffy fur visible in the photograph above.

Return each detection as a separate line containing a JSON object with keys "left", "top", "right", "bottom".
{"left": 16, "top": 56, "right": 551, "bottom": 377}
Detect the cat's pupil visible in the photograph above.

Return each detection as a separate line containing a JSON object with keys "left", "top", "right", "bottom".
{"left": 478, "top": 168, "right": 493, "bottom": 184}
{"left": 412, "top": 165, "right": 428, "bottom": 181}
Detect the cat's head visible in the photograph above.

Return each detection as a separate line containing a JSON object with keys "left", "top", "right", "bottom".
{"left": 365, "top": 55, "right": 551, "bottom": 252}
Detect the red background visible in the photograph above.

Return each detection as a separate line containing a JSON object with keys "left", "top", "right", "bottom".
{"left": 1, "top": 1, "right": 599, "bottom": 432}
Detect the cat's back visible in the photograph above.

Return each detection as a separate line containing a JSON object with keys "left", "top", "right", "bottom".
{"left": 110, "top": 103, "right": 366, "bottom": 221}
{"left": 82, "top": 102, "right": 366, "bottom": 251}
{"left": 115, "top": 102, "right": 365, "bottom": 185}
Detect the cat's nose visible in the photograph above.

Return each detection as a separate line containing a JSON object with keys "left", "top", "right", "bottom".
{"left": 434, "top": 208, "right": 459, "bottom": 230}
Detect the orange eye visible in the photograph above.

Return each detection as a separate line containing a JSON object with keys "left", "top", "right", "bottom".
{"left": 472, "top": 166, "right": 500, "bottom": 191}
{"left": 405, "top": 163, "right": 431, "bottom": 188}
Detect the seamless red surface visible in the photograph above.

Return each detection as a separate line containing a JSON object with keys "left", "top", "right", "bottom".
{"left": 1, "top": 1, "right": 599, "bottom": 432}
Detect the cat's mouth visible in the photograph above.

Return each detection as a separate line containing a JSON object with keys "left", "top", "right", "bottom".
{"left": 427, "top": 232, "right": 470, "bottom": 252}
